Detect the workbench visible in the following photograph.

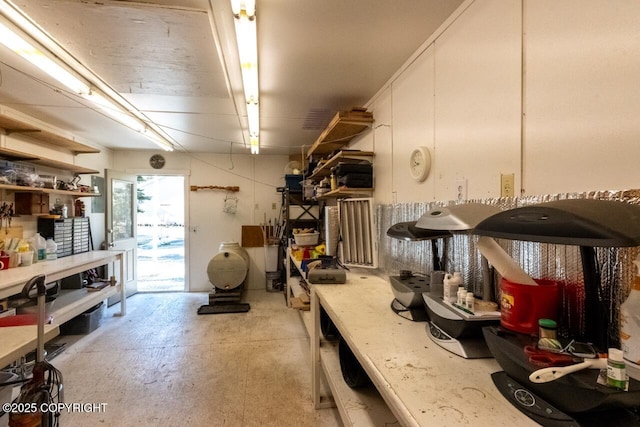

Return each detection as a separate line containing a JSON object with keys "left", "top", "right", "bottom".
{"left": 0, "top": 250, "right": 125, "bottom": 368}
{"left": 310, "top": 270, "right": 539, "bottom": 427}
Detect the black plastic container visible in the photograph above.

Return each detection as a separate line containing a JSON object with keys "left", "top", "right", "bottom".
{"left": 60, "top": 302, "right": 104, "bottom": 335}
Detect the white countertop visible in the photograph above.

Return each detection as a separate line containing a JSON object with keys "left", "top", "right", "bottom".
{"left": 313, "top": 270, "right": 538, "bottom": 427}
{"left": 0, "top": 250, "right": 123, "bottom": 299}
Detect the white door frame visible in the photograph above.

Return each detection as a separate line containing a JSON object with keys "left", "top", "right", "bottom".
{"left": 126, "top": 169, "right": 190, "bottom": 292}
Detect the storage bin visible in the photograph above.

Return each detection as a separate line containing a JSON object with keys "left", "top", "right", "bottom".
{"left": 264, "top": 244, "right": 279, "bottom": 272}
{"left": 294, "top": 232, "right": 319, "bottom": 246}
{"left": 285, "top": 174, "right": 303, "bottom": 192}
{"left": 60, "top": 302, "right": 104, "bottom": 335}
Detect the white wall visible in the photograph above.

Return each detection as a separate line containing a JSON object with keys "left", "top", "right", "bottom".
{"left": 113, "top": 150, "right": 288, "bottom": 291}
{"left": 367, "top": 0, "right": 640, "bottom": 203}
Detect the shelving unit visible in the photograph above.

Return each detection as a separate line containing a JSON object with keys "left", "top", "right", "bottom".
{"left": 306, "top": 150, "right": 375, "bottom": 200}
{"left": 306, "top": 109, "right": 374, "bottom": 158}
{"left": 307, "top": 150, "right": 375, "bottom": 181}
{"left": 280, "top": 188, "right": 321, "bottom": 243}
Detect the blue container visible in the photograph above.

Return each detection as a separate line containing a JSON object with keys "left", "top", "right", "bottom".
{"left": 285, "top": 174, "right": 303, "bottom": 192}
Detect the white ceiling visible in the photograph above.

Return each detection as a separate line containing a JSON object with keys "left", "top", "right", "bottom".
{"left": 0, "top": 0, "right": 464, "bottom": 154}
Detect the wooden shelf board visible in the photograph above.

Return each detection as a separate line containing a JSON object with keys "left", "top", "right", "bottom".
{"left": 29, "top": 158, "right": 99, "bottom": 174}
{"left": 308, "top": 150, "right": 374, "bottom": 181}
{"left": 0, "top": 183, "right": 101, "bottom": 197}
{"left": 0, "top": 147, "right": 40, "bottom": 162}
{"left": 316, "top": 187, "right": 373, "bottom": 200}
{"left": 319, "top": 341, "right": 398, "bottom": 426}
{"left": 32, "top": 129, "right": 101, "bottom": 154}
{"left": 307, "top": 110, "right": 373, "bottom": 158}
{"left": 0, "top": 107, "right": 100, "bottom": 155}
{"left": 0, "top": 146, "right": 99, "bottom": 174}
{"left": 52, "top": 285, "right": 118, "bottom": 325}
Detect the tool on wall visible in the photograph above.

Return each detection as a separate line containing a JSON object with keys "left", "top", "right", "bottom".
{"left": 190, "top": 185, "right": 240, "bottom": 192}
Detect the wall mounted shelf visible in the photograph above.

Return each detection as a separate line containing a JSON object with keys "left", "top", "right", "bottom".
{"left": 0, "top": 183, "right": 100, "bottom": 198}
{"left": 0, "top": 106, "right": 100, "bottom": 155}
{"left": 0, "top": 147, "right": 99, "bottom": 175}
{"left": 308, "top": 150, "right": 374, "bottom": 181}
{"left": 306, "top": 109, "right": 373, "bottom": 158}
{"left": 316, "top": 187, "right": 373, "bottom": 200}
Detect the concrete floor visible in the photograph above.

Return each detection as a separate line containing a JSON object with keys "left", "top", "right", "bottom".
{"left": 50, "top": 291, "right": 342, "bottom": 426}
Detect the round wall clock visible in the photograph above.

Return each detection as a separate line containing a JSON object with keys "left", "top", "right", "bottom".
{"left": 149, "top": 154, "right": 166, "bottom": 169}
{"left": 409, "top": 146, "right": 431, "bottom": 182}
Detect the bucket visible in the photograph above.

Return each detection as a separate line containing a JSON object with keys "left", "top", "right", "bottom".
{"left": 266, "top": 271, "right": 282, "bottom": 292}
{"left": 500, "top": 277, "right": 560, "bottom": 335}
{"left": 264, "top": 244, "right": 279, "bottom": 272}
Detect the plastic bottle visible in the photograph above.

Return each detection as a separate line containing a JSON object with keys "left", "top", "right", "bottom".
{"left": 45, "top": 238, "right": 57, "bottom": 261}
{"left": 457, "top": 287, "right": 466, "bottom": 306}
{"left": 35, "top": 233, "right": 46, "bottom": 261}
{"left": 465, "top": 292, "right": 475, "bottom": 312}
{"left": 443, "top": 272, "right": 463, "bottom": 303}
{"left": 620, "top": 255, "right": 640, "bottom": 366}
{"left": 607, "top": 348, "right": 627, "bottom": 390}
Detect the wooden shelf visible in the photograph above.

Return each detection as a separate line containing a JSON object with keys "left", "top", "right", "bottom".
{"left": 0, "top": 147, "right": 99, "bottom": 175}
{"left": 0, "top": 106, "right": 100, "bottom": 155}
{"left": 307, "top": 109, "right": 373, "bottom": 158}
{"left": 319, "top": 341, "right": 398, "bottom": 426}
{"left": 52, "top": 285, "right": 119, "bottom": 325}
{"left": 308, "top": 150, "right": 374, "bottom": 181}
{"left": 316, "top": 187, "right": 373, "bottom": 200}
{"left": 0, "top": 183, "right": 100, "bottom": 197}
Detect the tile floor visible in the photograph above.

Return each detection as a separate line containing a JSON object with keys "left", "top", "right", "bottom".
{"left": 49, "top": 291, "right": 342, "bottom": 426}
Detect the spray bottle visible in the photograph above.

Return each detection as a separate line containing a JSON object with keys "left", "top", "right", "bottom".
{"left": 620, "top": 254, "right": 640, "bottom": 367}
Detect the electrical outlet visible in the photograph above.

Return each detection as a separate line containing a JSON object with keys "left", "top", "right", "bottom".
{"left": 456, "top": 179, "right": 467, "bottom": 201}
{"left": 272, "top": 202, "right": 277, "bottom": 210}
{"left": 500, "top": 173, "right": 515, "bottom": 197}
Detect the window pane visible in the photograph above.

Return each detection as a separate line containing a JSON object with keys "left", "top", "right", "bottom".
{"left": 112, "top": 179, "right": 133, "bottom": 240}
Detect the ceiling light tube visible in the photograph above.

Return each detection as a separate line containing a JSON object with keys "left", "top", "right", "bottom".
{"left": 231, "top": 0, "right": 255, "bottom": 18}
{"left": 232, "top": 0, "right": 259, "bottom": 154}
{"left": 250, "top": 135, "right": 259, "bottom": 154}
{"left": 0, "top": 0, "right": 175, "bottom": 152}
{"left": 247, "top": 101, "right": 259, "bottom": 136}
{"left": 0, "top": 21, "right": 90, "bottom": 95}
{"left": 82, "top": 91, "right": 145, "bottom": 133}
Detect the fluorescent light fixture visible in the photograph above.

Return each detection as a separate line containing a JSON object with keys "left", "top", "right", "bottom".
{"left": 0, "top": 0, "right": 174, "bottom": 152}
{"left": 231, "top": 0, "right": 260, "bottom": 154}
{"left": 82, "top": 91, "right": 145, "bottom": 133}
{"left": 0, "top": 21, "right": 90, "bottom": 95}
{"left": 250, "top": 135, "right": 259, "bottom": 154}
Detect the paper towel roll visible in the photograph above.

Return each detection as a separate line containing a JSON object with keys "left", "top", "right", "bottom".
{"left": 476, "top": 236, "right": 537, "bottom": 286}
